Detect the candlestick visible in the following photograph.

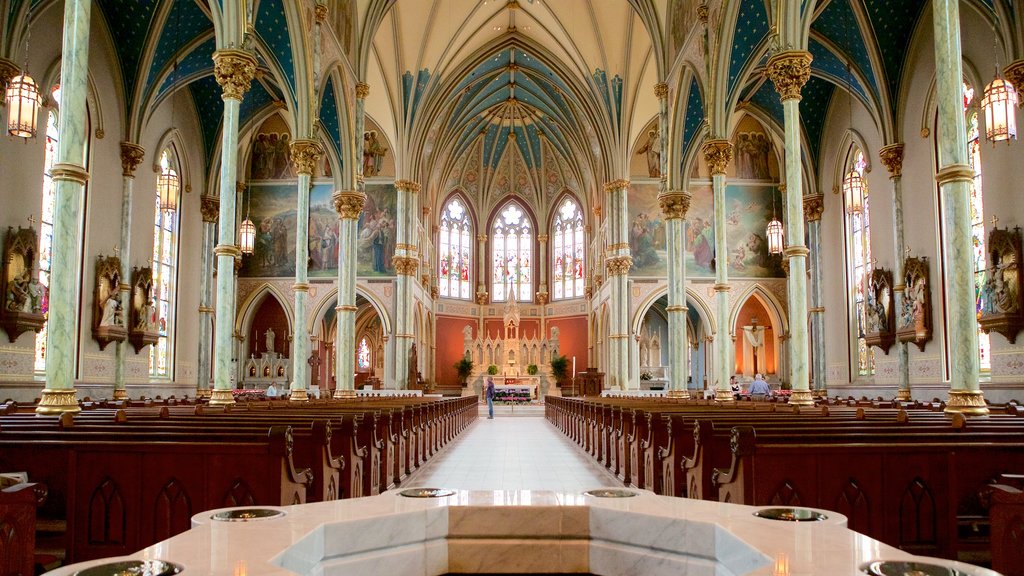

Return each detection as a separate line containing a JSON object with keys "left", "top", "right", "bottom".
{"left": 572, "top": 356, "right": 576, "bottom": 379}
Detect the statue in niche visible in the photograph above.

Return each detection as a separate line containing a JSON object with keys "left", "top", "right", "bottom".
{"left": 362, "top": 130, "right": 387, "bottom": 177}
{"left": 979, "top": 227, "right": 1024, "bottom": 343}
{"left": 2, "top": 226, "right": 47, "bottom": 342}
{"left": 265, "top": 328, "right": 276, "bottom": 354}
{"left": 128, "top": 267, "right": 160, "bottom": 353}
{"left": 864, "top": 268, "right": 895, "bottom": 353}
{"left": 635, "top": 126, "right": 662, "bottom": 178}
{"left": 897, "top": 258, "right": 932, "bottom": 351}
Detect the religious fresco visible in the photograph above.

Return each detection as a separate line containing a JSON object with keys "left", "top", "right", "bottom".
{"left": 631, "top": 118, "right": 662, "bottom": 178}
{"left": 627, "top": 183, "right": 668, "bottom": 277}
{"left": 357, "top": 184, "right": 398, "bottom": 276}
{"left": 239, "top": 183, "right": 338, "bottom": 278}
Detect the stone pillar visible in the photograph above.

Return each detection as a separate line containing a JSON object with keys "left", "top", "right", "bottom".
{"left": 197, "top": 196, "right": 218, "bottom": 398}
{"left": 393, "top": 180, "right": 421, "bottom": 388}
{"left": 537, "top": 235, "right": 549, "bottom": 305}
{"left": 605, "top": 179, "right": 632, "bottom": 390}
{"left": 766, "top": 51, "right": 813, "bottom": 406}
{"left": 932, "top": 0, "right": 987, "bottom": 415}
{"left": 660, "top": 191, "right": 691, "bottom": 398}
{"left": 333, "top": 191, "right": 365, "bottom": 397}
{"left": 288, "top": 140, "right": 323, "bottom": 401}
{"left": 703, "top": 141, "right": 734, "bottom": 402}
{"left": 112, "top": 143, "right": 145, "bottom": 401}
{"left": 476, "top": 234, "right": 488, "bottom": 304}
{"left": 209, "top": 50, "right": 258, "bottom": 406}
{"left": 803, "top": 193, "right": 825, "bottom": 397}
{"left": 38, "top": 0, "right": 92, "bottom": 414}
{"left": 879, "top": 144, "right": 911, "bottom": 401}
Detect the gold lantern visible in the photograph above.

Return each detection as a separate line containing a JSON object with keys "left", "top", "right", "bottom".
{"left": 843, "top": 170, "right": 865, "bottom": 215}
{"left": 5, "top": 73, "right": 40, "bottom": 138}
{"left": 239, "top": 217, "right": 256, "bottom": 255}
{"left": 766, "top": 216, "right": 784, "bottom": 255}
{"left": 982, "top": 75, "right": 1018, "bottom": 143}
{"left": 157, "top": 167, "right": 180, "bottom": 214}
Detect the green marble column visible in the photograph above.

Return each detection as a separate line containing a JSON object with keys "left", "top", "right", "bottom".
{"left": 333, "top": 192, "right": 364, "bottom": 397}
{"left": 879, "top": 144, "right": 911, "bottom": 401}
{"left": 766, "top": 51, "right": 813, "bottom": 406}
{"left": 605, "top": 180, "right": 632, "bottom": 390}
{"left": 931, "top": 0, "right": 987, "bottom": 415}
{"left": 112, "top": 143, "right": 145, "bottom": 401}
{"left": 209, "top": 50, "right": 257, "bottom": 406}
{"left": 197, "top": 196, "right": 218, "bottom": 398}
{"left": 393, "top": 179, "right": 421, "bottom": 388}
{"left": 288, "top": 140, "right": 323, "bottom": 401}
{"left": 660, "top": 192, "right": 691, "bottom": 398}
{"left": 803, "top": 194, "right": 826, "bottom": 396}
{"left": 38, "top": 0, "right": 93, "bottom": 414}
{"left": 703, "top": 141, "right": 734, "bottom": 402}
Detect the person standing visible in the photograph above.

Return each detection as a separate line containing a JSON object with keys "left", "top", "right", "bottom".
{"left": 485, "top": 376, "right": 495, "bottom": 419}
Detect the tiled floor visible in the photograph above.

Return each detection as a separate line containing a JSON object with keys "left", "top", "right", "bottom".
{"left": 405, "top": 412, "right": 620, "bottom": 492}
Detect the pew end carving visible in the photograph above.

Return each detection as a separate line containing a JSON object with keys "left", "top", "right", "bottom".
{"left": 92, "top": 255, "right": 126, "bottom": 350}
{"left": 1, "top": 227, "right": 47, "bottom": 343}
{"left": 979, "top": 227, "right": 1024, "bottom": 343}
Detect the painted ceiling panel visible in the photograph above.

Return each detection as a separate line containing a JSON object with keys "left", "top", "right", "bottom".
{"left": 808, "top": 38, "right": 867, "bottom": 102}
{"left": 145, "top": 0, "right": 213, "bottom": 96}
{"left": 255, "top": 0, "right": 296, "bottom": 98}
{"left": 799, "top": 76, "right": 836, "bottom": 165}
{"left": 157, "top": 37, "right": 216, "bottom": 100}
{"left": 861, "top": 0, "right": 927, "bottom": 112}
{"left": 682, "top": 76, "right": 705, "bottom": 156}
{"left": 728, "top": 0, "right": 770, "bottom": 98}
{"left": 319, "top": 77, "right": 343, "bottom": 160}
{"left": 749, "top": 81, "right": 785, "bottom": 129}
{"left": 189, "top": 74, "right": 223, "bottom": 161}
{"left": 809, "top": 0, "right": 877, "bottom": 96}
{"left": 96, "top": 0, "right": 161, "bottom": 106}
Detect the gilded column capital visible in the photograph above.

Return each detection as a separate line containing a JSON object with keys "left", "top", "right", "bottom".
{"left": 393, "top": 255, "right": 419, "bottom": 276}
{"left": 1004, "top": 60, "right": 1024, "bottom": 107}
{"left": 200, "top": 196, "right": 220, "bottom": 223}
{"left": 603, "top": 179, "right": 630, "bottom": 193}
{"left": 659, "top": 191, "right": 692, "bottom": 220}
{"left": 315, "top": 4, "right": 329, "bottom": 23}
{"left": 0, "top": 58, "right": 18, "bottom": 88}
{"left": 878, "top": 144, "right": 905, "bottom": 178}
{"left": 537, "top": 234, "right": 549, "bottom": 243}
{"left": 765, "top": 51, "right": 813, "bottom": 102}
{"left": 803, "top": 193, "right": 824, "bottom": 222}
{"left": 119, "top": 142, "right": 146, "bottom": 177}
{"left": 702, "top": 140, "right": 733, "bottom": 176}
{"left": 606, "top": 255, "right": 633, "bottom": 276}
{"left": 212, "top": 49, "right": 258, "bottom": 101}
{"left": 289, "top": 139, "right": 323, "bottom": 175}
{"left": 654, "top": 82, "right": 669, "bottom": 99}
{"left": 395, "top": 179, "right": 421, "bottom": 193}
{"left": 333, "top": 190, "right": 366, "bottom": 219}
{"left": 355, "top": 82, "right": 370, "bottom": 99}
{"left": 476, "top": 234, "right": 487, "bottom": 243}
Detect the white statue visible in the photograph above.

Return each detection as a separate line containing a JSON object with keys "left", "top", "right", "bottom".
{"left": 100, "top": 296, "right": 121, "bottom": 327}
{"left": 265, "top": 328, "right": 276, "bottom": 353}
{"left": 137, "top": 299, "right": 158, "bottom": 331}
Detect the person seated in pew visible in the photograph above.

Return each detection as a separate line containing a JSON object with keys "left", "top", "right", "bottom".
{"left": 748, "top": 373, "right": 771, "bottom": 400}
{"left": 730, "top": 376, "right": 740, "bottom": 400}
{"left": 266, "top": 383, "right": 279, "bottom": 398}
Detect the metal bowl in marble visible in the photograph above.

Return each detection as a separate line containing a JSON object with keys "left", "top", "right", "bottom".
{"left": 73, "top": 560, "right": 182, "bottom": 576}
{"left": 210, "top": 508, "right": 286, "bottom": 521}
{"left": 753, "top": 507, "right": 828, "bottom": 522}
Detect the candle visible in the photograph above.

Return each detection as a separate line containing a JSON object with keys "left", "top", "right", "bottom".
{"left": 572, "top": 356, "right": 576, "bottom": 379}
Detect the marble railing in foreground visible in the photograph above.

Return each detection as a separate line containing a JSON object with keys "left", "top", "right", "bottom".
{"left": 47, "top": 488, "right": 1001, "bottom": 576}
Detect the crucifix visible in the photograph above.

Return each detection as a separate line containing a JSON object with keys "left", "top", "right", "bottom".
{"left": 113, "top": 245, "right": 120, "bottom": 258}
{"left": 991, "top": 215, "right": 999, "bottom": 229}
{"left": 27, "top": 214, "right": 36, "bottom": 228}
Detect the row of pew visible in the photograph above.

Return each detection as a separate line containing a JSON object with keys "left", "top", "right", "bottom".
{"left": 0, "top": 394, "right": 477, "bottom": 569}
{"left": 545, "top": 395, "right": 1024, "bottom": 570}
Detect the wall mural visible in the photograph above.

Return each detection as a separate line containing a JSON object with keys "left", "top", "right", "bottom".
{"left": 358, "top": 184, "right": 397, "bottom": 276}
{"left": 627, "top": 183, "right": 785, "bottom": 278}
{"left": 250, "top": 132, "right": 298, "bottom": 180}
{"left": 239, "top": 183, "right": 338, "bottom": 278}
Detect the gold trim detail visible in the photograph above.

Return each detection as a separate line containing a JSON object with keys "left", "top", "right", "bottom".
{"left": 765, "top": 51, "right": 813, "bottom": 101}
{"left": 788, "top": 389, "right": 814, "bottom": 406}
{"left": 944, "top": 390, "right": 989, "bottom": 416}
{"left": 606, "top": 256, "right": 633, "bottom": 276}
{"left": 395, "top": 179, "right": 421, "bottom": 193}
{"left": 289, "top": 389, "right": 309, "bottom": 402}
{"left": 654, "top": 82, "right": 669, "bottom": 99}
{"left": 603, "top": 179, "right": 630, "bottom": 192}
{"left": 476, "top": 234, "right": 488, "bottom": 243}
{"left": 896, "top": 388, "right": 912, "bottom": 401}
{"left": 336, "top": 305, "right": 358, "bottom": 312}
{"left": 537, "top": 234, "right": 549, "bottom": 243}
{"left": 333, "top": 191, "right": 366, "bottom": 219}
{"left": 784, "top": 246, "right": 810, "bottom": 258}
{"left": 315, "top": 4, "right": 328, "bottom": 23}
{"left": 935, "top": 164, "right": 975, "bottom": 185}
{"left": 665, "top": 305, "right": 689, "bottom": 312}
{"left": 714, "top": 389, "right": 736, "bottom": 402}
{"left": 0, "top": 58, "right": 18, "bottom": 87}
{"left": 666, "top": 389, "right": 690, "bottom": 399}
{"left": 195, "top": 388, "right": 212, "bottom": 399}
{"left": 393, "top": 256, "right": 419, "bottom": 276}
{"left": 803, "top": 193, "right": 824, "bottom": 222}
{"left": 702, "top": 140, "right": 733, "bottom": 176}
{"left": 878, "top": 144, "right": 905, "bottom": 178}
{"left": 608, "top": 242, "right": 630, "bottom": 252}
{"left": 292, "top": 283, "right": 309, "bottom": 293}
{"left": 112, "top": 388, "right": 128, "bottom": 401}
{"left": 334, "top": 388, "right": 358, "bottom": 398}
{"left": 808, "top": 306, "right": 825, "bottom": 313}
{"left": 36, "top": 389, "right": 81, "bottom": 415}
{"left": 198, "top": 306, "right": 215, "bottom": 314}
{"left": 200, "top": 196, "right": 220, "bottom": 223}
{"left": 659, "top": 192, "right": 692, "bottom": 220}
{"left": 119, "top": 142, "right": 145, "bottom": 177}
{"left": 289, "top": 139, "right": 323, "bottom": 175}
{"left": 213, "top": 50, "right": 258, "bottom": 101}
{"left": 1004, "top": 61, "right": 1024, "bottom": 108}
{"left": 208, "top": 388, "right": 236, "bottom": 406}
{"left": 50, "top": 163, "right": 90, "bottom": 185}
{"left": 713, "top": 283, "right": 732, "bottom": 292}
{"left": 214, "top": 244, "right": 241, "bottom": 259}
{"left": 355, "top": 82, "right": 370, "bottom": 99}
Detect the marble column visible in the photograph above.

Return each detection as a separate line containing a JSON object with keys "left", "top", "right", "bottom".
{"left": 393, "top": 179, "right": 421, "bottom": 389}
{"left": 766, "top": 51, "right": 813, "bottom": 406}
{"left": 209, "top": 50, "right": 258, "bottom": 406}
{"left": 197, "top": 196, "right": 218, "bottom": 398}
{"left": 703, "top": 141, "right": 734, "bottom": 402}
{"left": 112, "top": 143, "right": 145, "bottom": 401}
{"left": 803, "top": 193, "right": 825, "bottom": 397}
{"left": 660, "top": 191, "right": 691, "bottom": 398}
{"left": 333, "top": 191, "right": 365, "bottom": 397}
{"left": 476, "top": 234, "right": 488, "bottom": 304}
{"left": 605, "top": 179, "right": 632, "bottom": 390}
{"left": 537, "top": 235, "right": 549, "bottom": 305}
{"left": 288, "top": 140, "right": 323, "bottom": 401}
{"left": 932, "top": 0, "right": 988, "bottom": 415}
{"left": 879, "top": 144, "right": 911, "bottom": 401}
{"left": 37, "top": 0, "right": 92, "bottom": 415}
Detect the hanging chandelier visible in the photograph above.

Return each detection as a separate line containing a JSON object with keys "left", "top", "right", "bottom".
{"left": 157, "top": 166, "right": 180, "bottom": 213}
{"left": 843, "top": 169, "right": 865, "bottom": 215}
{"left": 239, "top": 184, "right": 255, "bottom": 255}
{"left": 766, "top": 188, "right": 784, "bottom": 255}
{"left": 982, "top": 76, "right": 1018, "bottom": 143}
{"left": 6, "top": 73, "right": 40, "bottom": 138}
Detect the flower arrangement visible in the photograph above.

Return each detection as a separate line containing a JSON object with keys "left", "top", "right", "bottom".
{"left": 527, "top": 364, "right": 538, "bottom": 375}
{"left": 487, "top": 364, "right": 499, "bottom": 375}
{"left": 640, "top": 371, "right": 653, "bottom": 381}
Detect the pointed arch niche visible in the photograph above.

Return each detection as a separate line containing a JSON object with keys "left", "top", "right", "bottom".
{"left": 312, "top": 291, "right": 388, "bottom": 391}
{"left": 732, "top": 292, "right": 782, "bottom": 382}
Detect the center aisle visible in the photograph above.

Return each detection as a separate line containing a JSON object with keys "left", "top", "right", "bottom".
{"left": 405, "top": 410, "right": 620, "bottom": 492}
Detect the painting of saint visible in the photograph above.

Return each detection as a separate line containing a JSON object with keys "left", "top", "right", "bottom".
{"left": 240, "top": 183, "right": 338, "bottom": 278}
{"left": 357, "top": 184, "right": 398, "bottom": 276}
{"left": 627, "top": 183, "right": 667, "bottom": 276}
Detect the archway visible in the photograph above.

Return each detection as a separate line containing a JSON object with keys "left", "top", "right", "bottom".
{"left": 730, "top": 287, "right": 787, "bottom": 385}
{"left": 632, "top": 288, "right": 713, "bottom": 391}
{"left": 313, "top": 293, "right": 386, "bottom": 391}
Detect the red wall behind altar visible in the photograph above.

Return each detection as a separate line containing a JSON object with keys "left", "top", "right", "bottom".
{"left": 547, "top": 316, "right": 588, "bottom": 374}
{"left": 437, "top": 316, "right": 478, "bottom": 386}
{"left": 250, "top": 297, "right": 290, "bottom": 360}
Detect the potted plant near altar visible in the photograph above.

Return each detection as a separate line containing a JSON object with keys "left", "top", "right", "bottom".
{"left": 454, "top": 357, "right": 474, "bottom": 387}
{"left": 640, "top": 371, "right": 653, "bottom": 381}
{"left": 550, "top": 355, "right": 569, "bottom": 387}
{"left": 487, "top": 364, "right": 499, "bottom": 375}
{"left": 527, "top": 364, "right": 538, "bottom": 376}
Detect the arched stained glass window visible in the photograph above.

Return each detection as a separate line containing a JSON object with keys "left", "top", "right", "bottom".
{"left": 357, "top": 337, "right": 371, "bottom": 371}
{"left": 552, "top": 196, "right": 585, "bottom": 300}
{"left": 491, "top": 201, "right": 533, "bottom": 302}
{"left": 34, "top": 108, "right": 59, "bottom": 372}
{"left": 965, "top": 82, "right": 991, "bottom": 372}
{"left": 438, "top": 196, "right": 472, "bottom": 299}
{"left": 846, "top": 148, "right": 874, "bottom": 376}
{"left": 149, "top": 149, "right": 180, "bottom": 377}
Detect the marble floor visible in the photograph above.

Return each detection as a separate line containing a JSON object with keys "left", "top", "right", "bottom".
{"left": 405, "top": 410, "right": 620, "bottom": 492}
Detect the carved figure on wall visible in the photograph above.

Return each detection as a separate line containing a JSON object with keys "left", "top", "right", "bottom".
{"left": 128, "top": 267, "right": 160, "bottom": 353}
{"left": 979, "top": 227, "right": 1024, "bottom": 342}
{"left": 897, "top": 258, "right": 932, "bottom": 351}
{"left": 735, "top": 132, "right": 773, "bottom": 180}
{"left": 92, "top": 255, "right": 127, "bottom": 350}
{"left": 635, "top": 126, "right": 662, "bottom": 178}
{"left": 1, "top": 226, "right": 47, "bottom": 342}
{"left": 362, "top": 130, "right": 387, "bottom": 177}
{"left": 864, "top": 268, "right": 895, "bottom": 354}
{"left": 265, "top": 327, "right": 276, "bottom": 354}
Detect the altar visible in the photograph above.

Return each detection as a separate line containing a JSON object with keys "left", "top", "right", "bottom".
{"left": 494, "top": 378, "right": 539, "bottom": 400}
{"left": 464, "top": 292, "right": 559, "bottom": 393}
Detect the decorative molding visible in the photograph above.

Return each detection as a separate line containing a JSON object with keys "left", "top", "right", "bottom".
{"left": 934, "top": 164, "right": 975, "bottom": 185}
{"left": 315, "top": 4, "right": 328, "bottom": 23}
{"left": 119, "top": 142, "right": 146, "bottom": 177}
{"left": 50, "top": 163, "right": 90, "bottom": 185}
{"left": 653, "top": 82, "right": 668, "bottom": 99}
{"left": 395, "top": 179, "right": 421, "bottom": 193}
{"left": 36, "top": 388, "right": 81, "bottom": 415}
{"left": 878, "top": 144, "right": 905, "bottom": 178}
{"left": 606, "top": 256, "right": 633, "bottom": 276}
{"left": 200, "top": 196, "right": 220, "bottom": 223}
{"left": 945, "top": 390, "right": 989, "bottom": 416}
{"left": 333, "top": 191, "right": 365, "bottom": 219}
{"left": 289, "top": 139, "right": 323, "bottom": 175}
{"left": 658, "top": 192, "right": 692, "bottom": 220}
{"left": 603, "top": 179, "right": 630, "bottom": 192}
{"left": 765, "top": 51, "right": 812, "bottom": 101}
{"left": 213, "top": 50, "right": 258, "bottom": 101}
{"left": 702, "top": 140, "right": 733, "bottom": 176}
{"left": 355, "top": 82, "right": 370, "bottom": 99}
{"left": 1004, "top": 61, "right": 1024, "bottom": 107}
{"left": 214, "top": 244, "right": 241, "bottom": 259}
{"left": 803, "top": 193, "right": 824, "bottom": 222}
{"left": 393, "top": 256, "right": 419, "bottom": 276}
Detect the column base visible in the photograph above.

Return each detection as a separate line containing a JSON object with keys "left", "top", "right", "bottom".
{"left": 788, "top": 389, "right": 815, "bottom": 406}
{"left": 896, "top": 388, "right": 912, "bottom": 402}
{"left": 195, "top": 388, "right": 212, "bottom": 399}
{"left": 666, "top": 390, "right": 690, "bottom": 399}
{"left": 289, "top": 389, "right": 309, "bottom": 402}
{"left": 714, "top": 390, "right": 735, "bottom": 403}
{"left": 208, "top": 388, "right": 236, "bottom": 406}
{"left": 112, "top": 388, "right": 128, "bottom": 401}
{"left": 811, "top": 389, "right": 828, "bottom": 399}
{"left": 333, "top": 388, "right": 357, "bottom": 399}
{"left": 944, "top": 390, "right": 989, "bottom": 417}
{"left": 36, "top": 389, "right": 81, "bottom": 415}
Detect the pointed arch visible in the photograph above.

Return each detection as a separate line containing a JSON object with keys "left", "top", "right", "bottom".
{"left": 549, "top": 192, "right": 586, "bottom": 301}
{"left": 234, "top": 283, "right": 296, "bottom": 339}
{"left": 437, "top": 190, "right": 475, "bottom": 300}
{"left": 308, "top": 285, "right": 394, "bottom": 340}
{"left": 489, "top": 197, "right": 536, "bottom": 302}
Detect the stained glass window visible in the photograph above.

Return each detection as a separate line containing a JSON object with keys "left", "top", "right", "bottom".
{"left": 438, "top": 197, "right": 472, "bottom": 299}
{"left": 491, "top": 201, "right": 533, "bottom": 302}
{"left": 965, "top": 83, "right": 991, "bottom": 372}
{"left": 34, "top": 109, "right": 59, "bottom": 372}
{"left": 357, "top": 338, "right": 371, "bottom": 371}
{"left": 552, "top": 197, "right": 585, "bottom": 300}
{"left": 847, "top": 149, "right": 874, "bottom": 376}
{"left": 149, "top": 150, "right": 180, "bottom": 377}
